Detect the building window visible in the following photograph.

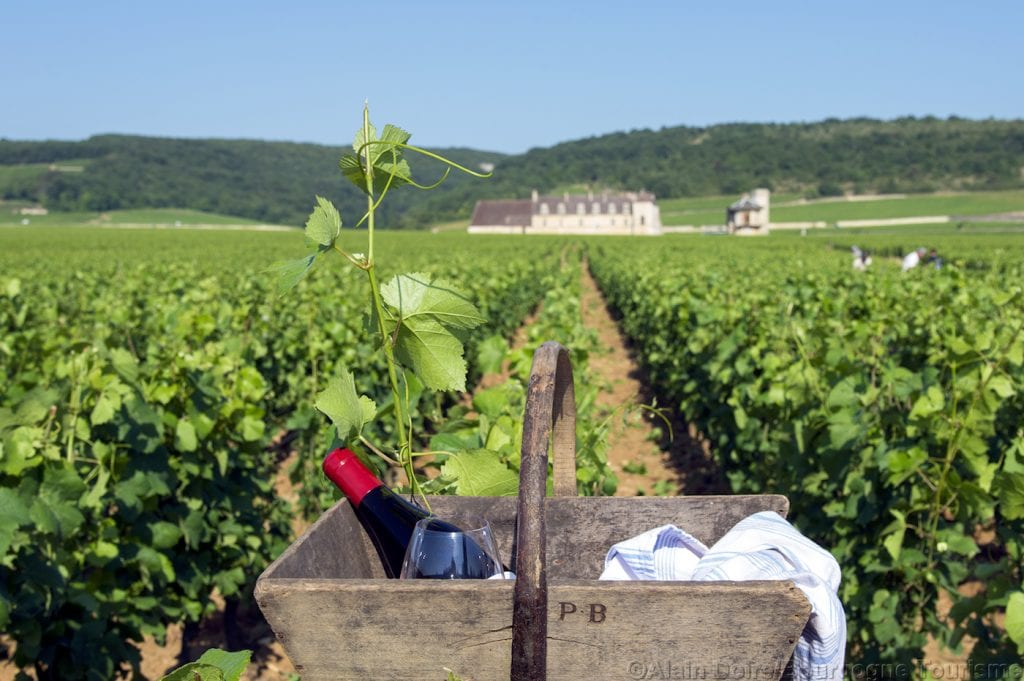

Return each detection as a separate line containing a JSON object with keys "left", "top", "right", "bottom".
{"left": 592, "top": 202, "right": 600, "bottom": 214}
{"left": 577, "top": 202, "right": 585, "bottom": 214}
{"left": 608, "top": 203, "right": 617, "bottom": 214}
{"left": 540, "top": 203, "right": 549, "bottom": 215}
{"left": 623, "top": 203, "right": 631, "bottom": 214}
{"left": 557, "top": 203, "right": 566, "bottom": 214}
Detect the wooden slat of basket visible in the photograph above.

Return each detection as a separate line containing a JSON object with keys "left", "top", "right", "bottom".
{"left": 254, "top": 578, "right": 808, "bottom": 681}
{"left": 512, "top": 341, "right": 576, "bottom": 680}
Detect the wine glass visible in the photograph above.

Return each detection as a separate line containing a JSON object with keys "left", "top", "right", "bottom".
{"left": 400, "top": 517, "right": 506, "bottom": 579}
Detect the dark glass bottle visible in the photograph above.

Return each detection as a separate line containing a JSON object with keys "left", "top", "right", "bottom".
{"left": 322, "top": 448, "right": 461, "bottom": 578}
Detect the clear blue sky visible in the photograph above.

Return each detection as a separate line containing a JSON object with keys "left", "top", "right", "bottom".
{"left": 3, "top": 0, "right": 1021, "bottom": 154}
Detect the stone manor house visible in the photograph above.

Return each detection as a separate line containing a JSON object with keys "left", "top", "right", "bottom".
{"left": 468, "top": 190, "right": 662, "bottom": 236}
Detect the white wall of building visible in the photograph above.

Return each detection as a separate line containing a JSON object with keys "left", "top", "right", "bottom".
{"left": 470, "top": 192, "right": 662, "bottom": 235}
{"left": 752, "top": 188, "right": 770, "bottom": 227}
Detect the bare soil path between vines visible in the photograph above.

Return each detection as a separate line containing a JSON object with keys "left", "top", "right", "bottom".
{"left": 579, "top": 263, "right": 727, "bottom": 496}
{"left": 578, "top": 265, "right": 681, "bottom": 495}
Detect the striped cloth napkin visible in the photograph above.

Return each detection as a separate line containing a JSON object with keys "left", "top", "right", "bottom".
{"left": 600, "top": 511, "right": 846, "bottom": 681}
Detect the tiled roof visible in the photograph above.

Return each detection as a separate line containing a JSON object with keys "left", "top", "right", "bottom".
{"left": 470, "top": 199, "right": 532, "bottom": 226}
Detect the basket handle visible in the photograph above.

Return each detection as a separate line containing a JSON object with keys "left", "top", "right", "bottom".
{"left": 511, "top": 341, "right": 577, "bottom": 681}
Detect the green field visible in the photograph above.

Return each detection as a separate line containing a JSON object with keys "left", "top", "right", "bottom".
{"left": 773, "top": 189, "right": 1024, "bottom": 222}
{"left": 94, "top": 208, "right": 264, "bottom": 225}
{"left": 659, "top": 189, "right": 1024, "bottom": 226}
{"left": 0, "top": 206, "right": 268, "bottom": 226}
{"left": 0, "top": 159, "right": 88, "bottom": 185}
{"left": 0, "top": 163, "right": 50, "bottom": 186}
{"left": 776, "top": 220, "right": 1024, "bottom": 238}
{"left": 659, "top": 193, "right": 803, "bottom": 225}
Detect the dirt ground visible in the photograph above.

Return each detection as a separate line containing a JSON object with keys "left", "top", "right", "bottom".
{"left": 578, "top": 265, "right": 682, "bottom": 495}
{"left": 579, "top": 263, "right": 726, "bottom": 496}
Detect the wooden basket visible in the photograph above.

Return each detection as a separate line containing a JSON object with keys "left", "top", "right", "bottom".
{"left": 255, "top": 342, "right": 810, "bottom": 680}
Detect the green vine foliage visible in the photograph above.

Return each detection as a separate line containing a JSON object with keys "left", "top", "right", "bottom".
{"left": 8, "top": 210, "right": 1021, "bottom": 675}
{"left": 422, "top": 249, "right": 616, "bottom": 497}
{"left": 589, "top": 236, "right": 1024, "bottom": 670}
{"left": 280, "top": 246, "right": 556, "bottom": 520}
{"left": 0, "top": 272, "right": 292, "bottom": 679}
{"left": 273, "top": 108, "right": 507, "bottom": 501}
{"left": 271, "top": 108, "right": 615, "bottom": 505}
{"left": 159, "top": 648, "right": 251, "bottom": 681}
{"left": 0, "top": 220, "right": 593, "bottom": 678}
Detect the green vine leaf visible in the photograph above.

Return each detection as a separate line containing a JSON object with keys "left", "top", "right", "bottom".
{"left": 476, "top": 335, "right": 508, "bottom": 376}
{"left": 175, "top": 419, "right": 198, "bottom": 452}
{"left": 441, "top": 450, "right": 519, "bottom": 496}
{"left": 1, "top": 427, "right": 44, "bottom": 475}
{"left": 392, "top": 317, "right": 468, "bottom": 392}
{"left": 1007, "top": 591, "right": 1024, "bottom": 651}
{"left": 995, "top": 470, "right": 1024, "bottom": 520}
{"left": 881, "top": 509, "right": 906, "bottom": 561}
{"left": 268, "top": 254, "right": 316, "bottom": 296}
{"left": 338, "top": 154, "right": 362, "bottom": 189}
{"left": 305, "top": 195, "right": 341, "bottom": 247}
{"left": 382, "top": 273, "right": 487, "bottom": 331}
{"left": 377, "top": 273, "right": 486, "bottom": 392}
{"left": 270, "top": 197, "right": 345, "bottom": 296}
{"left": 159, "top": 663, "right": 225, "bottom": 681}
{"left": 315, "top": 370, "right": 377, "bottom": 443}
{"left": 0, "top": 488, "right": 30, "bottom": 557}
{"left": 160, "top": 649, "right": 251, "bottom": 681}
{"left": 909, "top": 385, "right": 945, "bottom": 420}
{"left": 340, "top": 122, "right": 413, "bottom": 194}
{"left": 195, "top": 649, "right": 251, "bottom": 681}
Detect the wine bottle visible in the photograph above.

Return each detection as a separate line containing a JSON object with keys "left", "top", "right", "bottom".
{"left": 322, "top": 448, "right": 461, "bottom": 578}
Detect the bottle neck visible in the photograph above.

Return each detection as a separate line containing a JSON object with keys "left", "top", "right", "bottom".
{"left": 322, "top": 448, "right": 382, "bottom": 507}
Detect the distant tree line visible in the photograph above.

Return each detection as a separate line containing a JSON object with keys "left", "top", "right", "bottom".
{"left": 0, "top": 135, "right": 504, "bottom": 227}
{"left": 1, "top": 116, "right": 1022, "bottom": 227}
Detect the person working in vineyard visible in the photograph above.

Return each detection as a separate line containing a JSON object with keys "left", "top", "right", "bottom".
{"left": 851, "top": 245, "right": 872, "bottom": 270}
{"left": 901, "top": 247, "right": 927, "bottom": 271}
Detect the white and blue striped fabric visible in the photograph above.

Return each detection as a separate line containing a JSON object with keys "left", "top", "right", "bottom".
{"left": 600, "top": 511, "right": 846, "bottom": 681}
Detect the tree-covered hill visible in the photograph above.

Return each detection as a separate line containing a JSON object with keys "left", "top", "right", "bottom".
{"left": 400, "top": 116, "right": 1024, "bottom": 225}
{"left": 2, "top": 116, "right": 1023, "bottom": 227}
{"left": 0, "top": 135, "right": 505, "bottom": 227}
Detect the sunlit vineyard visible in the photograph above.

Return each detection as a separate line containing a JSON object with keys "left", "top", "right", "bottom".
{"left": 1, "top": 226, "right": 1022, "bottom": 678}
{"left": 590, "top": 234, "right": 1024, "bottom": 671}
{"left": 0, "top": 227, "right": 561, "bottom": 678}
